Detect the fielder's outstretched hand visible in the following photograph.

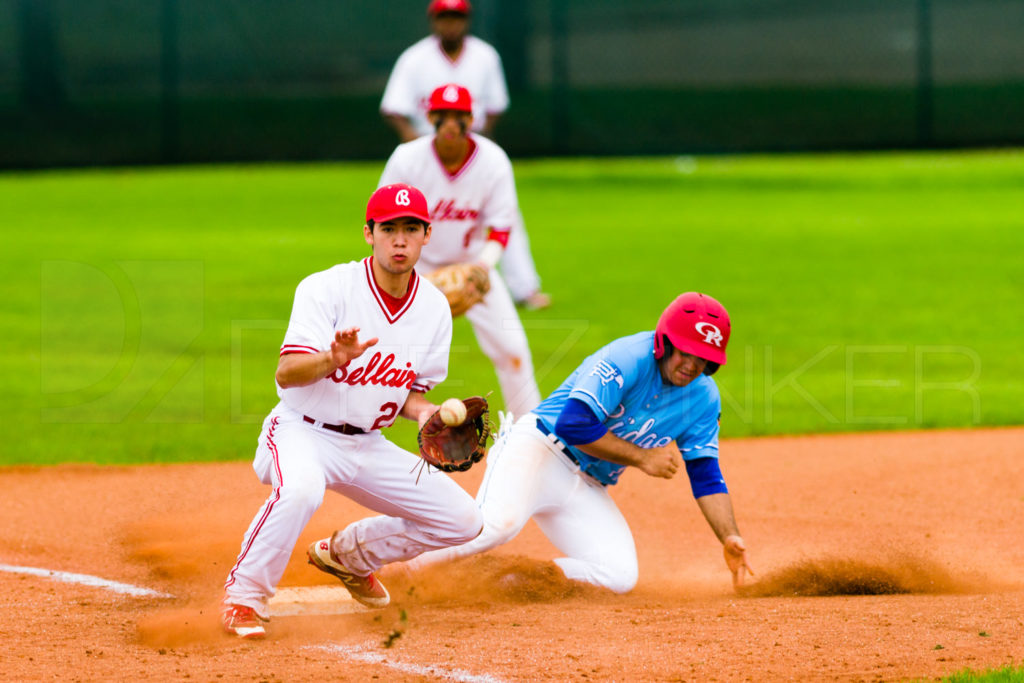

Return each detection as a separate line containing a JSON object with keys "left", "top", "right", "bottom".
{"left": 723, "top": 534, "right": 753, "bottom": 591}
{"left": 331, "top": 327, "right": 378, "bottom": 367}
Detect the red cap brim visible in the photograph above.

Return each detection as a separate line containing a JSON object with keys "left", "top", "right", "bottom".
{"left": 369, "top": 209, "right": 431, "bottom": 224}
{"left": 667, "top": 333, "right": 728, "bottom": 366}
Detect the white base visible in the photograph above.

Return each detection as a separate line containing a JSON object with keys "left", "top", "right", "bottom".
{"left": 268, "top": 585, "right": 368, "bottom": 617}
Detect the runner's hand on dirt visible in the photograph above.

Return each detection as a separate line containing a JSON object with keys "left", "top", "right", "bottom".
{"left": 723, "top": 535, "right": 753, "bottom": 590}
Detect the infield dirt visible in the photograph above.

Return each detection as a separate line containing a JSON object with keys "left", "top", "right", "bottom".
{"left": 2, "top": 427, "right": 1022, "bottom": 681}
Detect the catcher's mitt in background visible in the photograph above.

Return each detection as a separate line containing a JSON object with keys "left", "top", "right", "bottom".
{"left": 425, "top": 263, "right": 490, "bottom": 317}
{"left": 417, "top": 396, "right": 491, "bottom": 472}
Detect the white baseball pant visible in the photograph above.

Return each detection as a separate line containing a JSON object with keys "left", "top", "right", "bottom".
{"left": 499, "top": 212, "right": 542, "bottom": 302}
{"left": 223, "top": 404, "right": 483, "bottom": 616}
{"left": 411, "top": 413, "right": 639, "bottom": 594}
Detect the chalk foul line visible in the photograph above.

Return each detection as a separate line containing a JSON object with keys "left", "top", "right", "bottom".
{"left": 0, "top": 563, "right": 172, "bottom": 598}
{"left": 311, "top": 643, "right": 506, "bottom": 683}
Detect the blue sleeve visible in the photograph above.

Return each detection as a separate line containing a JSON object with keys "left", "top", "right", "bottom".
{"left": 566, "top": 356, "right": 632, "bottom": 420}
{"left": 685, "top": 457, "right": 728, "bottom": 498}
{"left": 554, "top": 398, "right": 609, "bottom": 446}
{"left": 676, "top": 387, "right": 721, "bottom": 460}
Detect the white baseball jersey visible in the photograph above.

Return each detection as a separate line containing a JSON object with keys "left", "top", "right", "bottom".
{"left": 379, "top": 134, "right": 519, "bottom": 269}
{"left": 380, "top": 35, "right": 510, "bottom": 138}
{"left": 377, "top": 136, "right": 540, "bottom": 418}
{"left": 277, "top": 257, "right": 452, "bottom": 427}
{"left": 222, "top": 256, "right": 482, "bottom": 619}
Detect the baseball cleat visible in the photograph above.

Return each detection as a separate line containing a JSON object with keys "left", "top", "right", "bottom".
{"left": 221, "top": 604, "right": 268, "bottom": 639}
{"left": 307, "top": 539, "right": 390, "bottom": 608}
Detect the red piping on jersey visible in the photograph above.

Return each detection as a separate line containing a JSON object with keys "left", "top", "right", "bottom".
{"left": 225, "top": 416, "right": 283, "bottom": 592}
{"left": 280, "top": 344, "right": 318, "bottom": 356}
{"left": 364, "top": 257, "right": 418, "bottom": 324}
{"left": 433, "top": 136, "right": 478, "bottom": 180}
{"left": 268, "top": 417, "right": 284, "bottom": 483}
{"left": 375, "top": 274, "right": 416, "bottom": 315}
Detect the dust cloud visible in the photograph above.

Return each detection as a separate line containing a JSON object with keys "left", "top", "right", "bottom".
{"left": 741, "top": 553, "right": 991, "bottom": 597}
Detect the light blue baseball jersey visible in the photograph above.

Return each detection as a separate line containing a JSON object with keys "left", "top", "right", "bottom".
{"left": 532, "top": 331, "right": 721, "bottom": 486}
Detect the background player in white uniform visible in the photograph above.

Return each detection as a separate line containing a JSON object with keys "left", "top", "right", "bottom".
{"left": 379, "top": 0, "right": 551, "bottom": 310}
{"left": 221, "top": 184, "right": 482, "bottom": 639}
{"left": 379, "top": 84, "right": 541, "bottom": 419}
{"left": 412, "top": 293, "right": 753, "bottom": 594}
{"left": 381, "top": 0, "right": 507, "bottom": 142}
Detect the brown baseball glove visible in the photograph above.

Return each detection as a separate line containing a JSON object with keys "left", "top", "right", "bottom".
{"left": 417, "top": 396, "right": 491, "bottom": 473}
{"left": 425, "top": 263, "right": 491, "bottom": 317}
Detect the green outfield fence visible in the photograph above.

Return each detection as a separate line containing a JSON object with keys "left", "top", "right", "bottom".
{"left": 2, "top": 0, "right": 1023, "bottom": 168}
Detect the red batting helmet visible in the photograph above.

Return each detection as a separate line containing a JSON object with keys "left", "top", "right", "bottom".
{"left": 653, "top": 292, "right": 731, "bottom": 373}
{"left": 428, "top": 0, "right": 471, "bottom": 16}
{"left": 428, "top": 83, "right": 473, "bottom": 113}
{"left": 365, "top": 184, "right": 431, "bottom": 224}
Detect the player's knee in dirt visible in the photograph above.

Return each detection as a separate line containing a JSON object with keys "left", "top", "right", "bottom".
{"left": 598, "top": 563, "right": 638, "bottom": 594}
{"left": 596, "top": 549, "right": 639, "bottom": 593}
{"left": 593, "top": 552, "right": 639, "bottom": 594}
{"left": 555, "top": 556, "right": 638, "bottom": 594}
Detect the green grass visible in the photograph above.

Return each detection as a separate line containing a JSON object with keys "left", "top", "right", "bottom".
{"left": 934, "top": 664, "right": 1024, "bottom": 682}
{"left": 2, "top": 150, "right": 1022, "bottom": 464}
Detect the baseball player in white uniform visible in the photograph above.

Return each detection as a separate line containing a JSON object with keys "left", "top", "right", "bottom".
{"left": 380, "top": 0, "right": 550, "bottom": 310}
{"left": 220, "top": 184, "right": 483, "bottom": 639}
{"left": 378, "top": 84, "right": 542, "bottom": 419}
{"left": 411, "top": 293, "right": 753, "bottom": 594}
{"left": 381, "top": 0, "right": 508, "bottom": 142}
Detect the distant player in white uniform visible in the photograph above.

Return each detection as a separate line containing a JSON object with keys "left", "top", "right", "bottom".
{"left": 221, "top": 184, "right": 483, "bottom": 639}
{"left": 412, "top": 293, "right": 753, "bottom": 594}
{"left": 380, "top": 0, "right": 551, "bottom": 310}
{"left": 381, "top": 0, "right": 507, "bottom": 142}
{"left": 379, "top": 84, "right": 542, "bottom": 418}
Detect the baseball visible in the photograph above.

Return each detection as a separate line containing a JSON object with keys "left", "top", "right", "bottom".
{"left": 439, "top": 398, "right": 467, "bottom": 426}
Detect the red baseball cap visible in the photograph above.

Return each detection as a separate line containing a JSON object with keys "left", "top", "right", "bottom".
{"left": 365, "top": 184, "right": 431, "bottom": 223}
{"left": 653, "top": 292, "right": 731, "bottom": 370}
{"left": 428, "top": 0, "right": 471, "bottom": 16}
{"left": 428, "top": 83, "right": 473, "bottom": 113}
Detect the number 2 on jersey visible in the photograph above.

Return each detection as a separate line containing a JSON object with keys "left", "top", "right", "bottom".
{"left": 371, "top": 402, "right": 399, "bottom": 430}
